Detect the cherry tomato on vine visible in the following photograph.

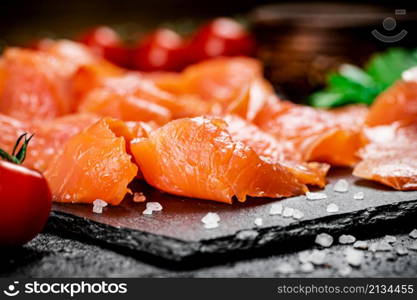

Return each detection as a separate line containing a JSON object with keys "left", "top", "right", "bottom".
{"left": 0, "top": 134, "right": 52, "bottom": 246}
{"left": 78, "top": 26, "right": 131, "bottom": 67}
{"left": 187, "top": 18, "right": 256, "bottom": 63}
{"left": 132, "top": 28, "right": 187, "bottom": 72}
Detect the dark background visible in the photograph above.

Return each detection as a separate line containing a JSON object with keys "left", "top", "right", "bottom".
{"left": 0, "top": 0, "right": 415, "bottom": 45}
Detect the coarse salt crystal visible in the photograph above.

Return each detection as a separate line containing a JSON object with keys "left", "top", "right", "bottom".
{"left": 309, "top": 250, "right": 327, "bottom": 265}
{"left": 315, "top": 233, "right": 334, "bottom": 248}
{"left": 202, "top": 212, "right": 220, "bottom": 224}
{"left": 334, "top": 179, "right": 349, "bottom": 193}
{"left": 326, "top": 203, "right": 339, "bottom": 213}
{"left": 282, "top": 207, "right": 295, "bottom": 218}
{"left": 407, "top": 241, "right": 417, "bottom": 251}
{"left": 298, "top": 251, "right": 311, "bottom": 264}
{"left": 269, "top": 203, "right": 283, "bottom": 215}
{"left": 396, "top": 247, "right": 408, "bottom": 256}
{"left": 133, "top": 192, "right": 146, "bottom": 202}
{"left": 254, "top": 217, "right": 263, "bottom": 227}
{"left": 384, "top": 235, "right": 397, "bottom": 244}
{"left": 92, "top": 199, "right": 108, "bottom": 214}
{"left": 300, "top": 262, "right": 314, "bottom": 273}
{"left": 339, "top": 234, "right": 356, "bottom": 244}
{"left": 338, "top": 265, "right": 352, "bottom": 276}
{"left": 409, "top": 229, "right": 417, "bottom": 239}
{"left": 93, "top": 199, "right": 108, "bottom": 207}
{"left": 292, "top": 209, "right": 304, "bottom": 220}
{"left": 353, "top": 192, "right": 364, "bottom": 200}
{"left": 146, "top": 202, "right": 163, "bottom": 211}
{"left": 142, "top": 208, "right": 154, "bottom": 215}
{"left": 306, "top": 192, "right": 327, "bottom": 201}
{"left": 375, "top": 241, "right": 393, "bottom": 252}
{"left": 353, "top": 240, "right": 368, "bottom": 250}
{"left": 93, "top": 206, "right": 104, "bottom": 214}
{"left": 344, "top": 248, "right": 363, "bottom": 267}
{"left": 202, "top": 212, "right": 220, "bottom": 229}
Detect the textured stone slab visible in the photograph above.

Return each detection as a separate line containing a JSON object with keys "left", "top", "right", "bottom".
{"left": 47, "top": 168, "right": 417, "bottom": 263}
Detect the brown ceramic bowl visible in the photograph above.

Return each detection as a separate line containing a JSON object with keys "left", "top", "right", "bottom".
{"left": 251, "top": 3, "right": 417, "bottom": 103}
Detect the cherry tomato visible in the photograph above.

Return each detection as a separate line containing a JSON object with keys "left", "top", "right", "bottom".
{"left": 0, "top": 134, "right": 52, "bottom": 246}
{"left": 78, "top": 26, "right": 131, "bottom": 67}
{"left": 132, "top": 28, "right": 186, "bottom": 72}
{"left": 187, "top": 18, "right": 256, "bottom": 63}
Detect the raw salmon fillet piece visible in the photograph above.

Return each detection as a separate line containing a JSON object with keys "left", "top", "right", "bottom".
{"left": 44, "top": 118, "right": 138, "bottom": 205}
{"left": 353, "top": 123, "right": 417, "bottom": 190}
{"left": 150, "top": 57, "right": 272, "bottom": 119}
{"left": 77, "top": 74, "right": 213, "bottom": 119}
{"left": 223, "top": 114, "right": 329, "bottom": 187}
{"left": 131, "top": 117, "right": 307, "bottom": 204}
{"left": 366, "top": 80, "right": 417, "bottom": 127}
{"left": 0, "top": 113, "right": 99, "bottom": 172}
{"left": 353, "top": 70, "right": 417, "bottom": 190}
{"left": 253, "top": 99, "right": 368, "bottom": 166}
{"left": 0, "top": 48, "right": 73, "bottom": 120}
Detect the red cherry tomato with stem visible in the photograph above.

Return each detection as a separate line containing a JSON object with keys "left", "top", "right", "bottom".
{"left": 187, "top": 17, "right": 256, "bottom": 63}
{"left": 78, "top": 26, "right": 131, "bottom": 67}
{"left": 132, "top": 28, "right": 187, "bottom": 72}
{"left": 0, "top": 134, "right": 52, "bottom": 246}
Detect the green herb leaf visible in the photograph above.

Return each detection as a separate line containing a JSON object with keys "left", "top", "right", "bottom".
{"left": 309, "top": 48, "right": 417, "bottom": 108}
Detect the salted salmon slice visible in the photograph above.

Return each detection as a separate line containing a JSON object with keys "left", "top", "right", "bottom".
{"left": 150, "top": 57, "right": 271, "bottom": 118}
{"left": 366, "top": 80, "right": 417, "bottom": 127}
{"left": 0, "top": 48, "right": 73, "bottom": 120}
{"left": 131, "top": 117, "right": 307, "bottom": 204}
{"left": 223, "top": 114, "right": 329, "bottom": 187}
{"left": 78, "top": 87, "right": 172, "bottom": 125}
{"left": 0, "top": 113, "right": 100, "bottom": 172}
{"left": 44, "top": 118, "right": 138, "bottom": 205}
{"left": 253, "top": 99, "right": 368, "bottom": 166}
{"left": 77, "top": 74, "right": 213, "bottom": 119}
{"left": 353, "top": 123, "right": 417, "bottom": 190}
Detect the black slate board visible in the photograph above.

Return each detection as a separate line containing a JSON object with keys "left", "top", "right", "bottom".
{"left": 47, "top": 168, "right": 417, "bottom": 263}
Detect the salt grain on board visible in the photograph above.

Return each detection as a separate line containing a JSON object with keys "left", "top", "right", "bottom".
{"left": 338, "top": 265, "right": 352, "bottom": 276}
{"left": 92, "top": 199, "right": 108, "bottom": 214}
{"left": 269, "top": 203, "right": 283, "bottom": 215}
{"left": 282, "top": 207, "right": 295, "bottom": 218}
{"left": 142, "top": 208, "right": 153, "bottom": 215}
{"left": 326, "top": 203, "right": 339, "bottom": 213}
{"left": 309, "top": 250, "right": 327, "bottom": 265}
{"left": 201, "top": 212, "right": 220, "bottom": 229}
{"left": 396, "top": 247, "right": 409, "bottom": 256}
{"left": 409, "top": 229, "right": 417, "bottom": 239}
{"left": 306, "top": 192, "right": 327, "bottom": 200}
{"left": 334, "top": 179, "right": 349, "bottom": 193}
{"left": 353, "top": 192, "right": 364, "bottom": 200}
{"left": 375, "top": 241, "right": 393, "bottom": 252}
{"left": 146, "top": 202, "right": 163, "bottom": 211}
{"left": 339, "top": 235, "right": 356, "bottom": 244}
{"left": 315, "top": 233, "right": 334, "bottom": 248}
{"left": 254, "top": 217, "right": 263, "bottom": 227}
{"left": 300, "top": 262, "right": 314, "bottom": 273}
{"left": 384, "top": 235, "right": 397, "bottom": 244}
{"left": 292, "top": 209, "right": 304, "bottom": 220}
{"left": 408, "top": 241, "right": 417, "bottom": 251}
{"left": 353, "top": 240, "right": 368, "bottom": 250}
{"left": 344, "top": 248, "right": 363, "bottom": 267}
